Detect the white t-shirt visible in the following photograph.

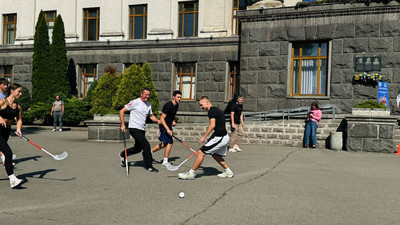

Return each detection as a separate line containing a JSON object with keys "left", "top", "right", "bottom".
{"left": 125, "top": 98, "right": 153, "bottom": 130}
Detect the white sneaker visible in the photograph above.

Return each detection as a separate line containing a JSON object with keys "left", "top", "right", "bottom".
{"left": 229, "top": 148, "right": 237, "bottom": 153}
{"left": 234, "top": 145, "right": 242, "bottom": 152}
{"left": 178, "top": 171, "right": 195, "bottom": 180}
{"left": 52, "top": 129, "right": 56, "bottom": 132}
{"left": 12, "top": 154, "right": 16, "bottom": 160}
{"left": 162, "top": 161, "right": 171, "bottom": 167}
{"left": 217, "top": 171, "right": 234, "bottom": 178}
{"left": 10, "top": 177, "right": 22, "bottom": 189}
{"left": 59, "top": 129, "right": 62, "bottom": 132}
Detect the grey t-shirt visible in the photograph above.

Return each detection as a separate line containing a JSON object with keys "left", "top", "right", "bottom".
{"left": 125, "top": 98, "right": 153, "bottom": 130}
{"left": 53, "top": 100, "right": 63, "bottom": 112}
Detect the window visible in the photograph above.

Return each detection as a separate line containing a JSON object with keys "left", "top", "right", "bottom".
{"left": 178, "top": 2, "right": 198, "bottom": 37}
{"left": 3, "top": 14, "right": 16, "bottom": 44}
{"left": 175, "top": 63, "right": 196, "bottom": 100}
{"left": 232, "top": 0, "right": 250, "bottom": 35}
{"left": 79, "top": 64, "right": 96, "bottom": 98}
{"left": 0, "top": 66, "right": 12, "bottom": 82}
{"left": 226, "top": 62, "right": 239, "bottom": 101}
{"left": 83, "top": 8, "right": 100, "bottom": 41}
{"left": 129, "top": 5, "right": 147, "bottom": 39}
{"left": 44, "top": 11, "right": 57, "bottom": 39}
{"left": 290, "top": 42, "right": 328, "bottom": 96}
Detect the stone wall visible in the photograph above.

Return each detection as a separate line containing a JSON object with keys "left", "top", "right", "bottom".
{"left": 143, "top": 118, "right": 345, "bottom": 149}
{"left": 237, "top": 3, "right": 400, "bottom": 114}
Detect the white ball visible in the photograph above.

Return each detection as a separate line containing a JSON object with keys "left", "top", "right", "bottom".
{"left": 179, "top": 192, "right": 185, "bottom": 198}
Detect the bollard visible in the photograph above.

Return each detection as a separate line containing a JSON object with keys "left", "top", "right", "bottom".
{"left": 330, "top": 131, "right": 343, "bottom": 150}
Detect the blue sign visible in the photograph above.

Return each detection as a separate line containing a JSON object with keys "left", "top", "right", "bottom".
{"left": 377, "top": 81, "right": 389, "bottom": 108}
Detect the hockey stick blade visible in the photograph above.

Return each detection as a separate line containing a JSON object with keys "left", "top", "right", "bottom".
{"left": 166, "top": 164, "right": 180, "bottom": 171}
{"left": 53, "top": 151, "right": 68, "bottom": 160}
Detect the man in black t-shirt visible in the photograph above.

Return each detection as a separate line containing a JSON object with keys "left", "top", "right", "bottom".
{"left": 229, "top": 96, "right": 245, "bottom": 152}
{"left": 178, "top": 96, "right": 233, "bottom": 180}
{"left": 151, "top": 91, "right": 182, "bottom": 167}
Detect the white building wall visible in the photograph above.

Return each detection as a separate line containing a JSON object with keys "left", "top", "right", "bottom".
{"left": 0, "top": 0, "right": 238, "bottom": 44}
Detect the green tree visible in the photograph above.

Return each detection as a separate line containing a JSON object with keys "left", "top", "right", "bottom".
{"left": 31, "top": 10, "right": 51, "bottom": 104}
{"left": 141, "top": 63, "right": 159, "bottom": 115}
{"left": 112, "top": 64, "right": 145, "bottom": 110}
{"left": 63, "top": 96, "right": 93, "bottom": 125}
{"left": 90, "top": 72, "right": 120, "bottom": 115}
{"left": 50, "top": 14, "right": 69, "bottom": 99}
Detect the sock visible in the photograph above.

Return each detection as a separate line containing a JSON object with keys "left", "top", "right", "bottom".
{"left": 1, "top": 155, "right": 4, "bottom": 162}
{"left": 8, "top": 174, "right": 15, "bottom": 180}
{"left": 189, "top": 169, "right": 195, "bottom": 174}
{"left": 163, "top": 158, "right": 168, "bottom": 163}
{"left": 225, "top": 168, "right": 232, "bottom": 173}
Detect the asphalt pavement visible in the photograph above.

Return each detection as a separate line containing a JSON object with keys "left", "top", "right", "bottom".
{"left": 1, "top": 128, "right": 400, "bottom": 225}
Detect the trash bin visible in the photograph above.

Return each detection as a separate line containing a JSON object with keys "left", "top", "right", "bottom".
{"left": 330, "top": 131, "right": 343, "bottom": 150}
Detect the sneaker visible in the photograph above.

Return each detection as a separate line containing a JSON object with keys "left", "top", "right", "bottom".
{"left": 12, "top": 154, "right": 16, "bottom": 160}
{"left": 52, "top": 129, "right": 56, "bottom": 132}
{"left": 119, "top": 154, "right": 126, "bottom": 167}
{"left": 228, "top": 148, "right": 237, "bottom": 153}
{"left": 217, "top": 171, "right": 234, "bottom": 178}
{"left": 162, "top": 161, "right": 171, "bottom": 167}
{"left": 234, "top": 145, "right": 242, "bottom": 152}
{"left": 10, "top": 177, "right": 22, "bottom": 189}
{"left": 146, "top": 166, "right": 158, "bottom": 173}
{"left": 59, "top": 129, "right": 62, "bottom": 132}
{"left": 178, "top": 171, "right": 195, "bottom": 180}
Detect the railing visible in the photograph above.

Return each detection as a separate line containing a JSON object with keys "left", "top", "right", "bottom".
{"left": 226, "top": 104, "right": 340, "bottom": 122}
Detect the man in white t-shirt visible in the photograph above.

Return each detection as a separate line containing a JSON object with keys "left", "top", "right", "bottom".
{"left": 119, "top": 88, "right": 161, "bottom": 172}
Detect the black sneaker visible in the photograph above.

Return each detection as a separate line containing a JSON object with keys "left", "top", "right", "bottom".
{"left": 119, "top": 154, "right": 126, "bottom": 167}
{"left": 146, "top": 166, "right": 158, "bottom": 173}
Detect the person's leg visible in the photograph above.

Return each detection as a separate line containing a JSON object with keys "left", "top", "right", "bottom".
{"left": 191, "top": 150, "right": 205, "bottom": 171}
{"left": 53, "top": 113, "right": 57, "bottom": 130}
{"left": 140, "top": 136, "right": 154, "bottom": 169}
{"left": 151, "top": 143, "right": 165, "bottom": 153}
{"left": 234, "top": 124, "right": 245, "bottom": 151}
{"left": 303, "top": 121, "right": 311, "bottom": 147}
{"left": 58, "top": 112, "right": 63, "bottom": 130}
{"left": 229, "top": 126, "right": 238, "bottom": 152}
{"left": 311, "top": 121, "right": 318, "bottom": 147}
{"left": 212, "top": 154, "right": 228, "bottom": 169}
{"left": 164, "top": 143, "right": 173, "bottom": 158}
{"left": 121, "top": 129, "right": 142, "bottom": 157}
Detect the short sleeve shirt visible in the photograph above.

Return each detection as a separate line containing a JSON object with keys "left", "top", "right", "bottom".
{"left": 162, "top": 101, "right": 179, "bottom": 127}
{"left": 0, "top": 92, "right": 6, "bottom": 100}
{"left": 125, "top": 98, "right": 153, "bottom": 130}
{"left": 208, "top": 106, "right": 227, "bottom": 137}
{"left": 231, "top": 103, "right": 243, "bottom": 124}
{"left": 53, "top": 100, "right": 64, "bottom": 112}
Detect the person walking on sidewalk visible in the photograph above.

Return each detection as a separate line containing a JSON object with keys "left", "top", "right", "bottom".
{"left": 51, "top": 95, "right": 64, "bottom": 132}
{"left": 228, "top": 96, "right": 245, "bottom": 153}
{"left": 119, "top": 87, "right": 161, "bottom": 172}
{"left": 0, "top": 83, "right": 24, "bottom": 188}
{"left": 303, "top": 102, "right": 322, "bottom": 148}
{"left": 178, "top": 96, "right": 233, "bottom": 180}
{"left": 151, "top": 90, "right": 182, "bottom": 167}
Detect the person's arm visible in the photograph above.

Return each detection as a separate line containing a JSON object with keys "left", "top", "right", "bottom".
{"left": 149, "top": 114, "right": 160, "bottom": 124}
{"left": 62, "top": 102, "right": 65, "bottom": 115}
{"left": 119, "top": 107, "right": 128, "bottom": 132}
{"left": 230, "top": 111, "right": 235, "bottom": 128}
{"left": 313, "top": 110, "right": 322, "bottom": 121}
{"left": 240, "top": 112, "right": 244, "bottom": 127}
{"left": 15, "top": 105, "right": 22, "bottom": 137}
{"left": 0, "top": 99, "right": 6, "bottom": 127}
{"left": 199, "top": 118, "right": 215, "bottom": 144}
{"left": 159, "top": 113, "right": 172, "bottom": 136}
{"left": 51, "top": 103, "right": 54, "bottom": 116}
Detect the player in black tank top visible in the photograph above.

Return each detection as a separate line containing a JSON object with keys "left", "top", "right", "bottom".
{"left": 0, "top": 83, "right": 24, "bottom": 188}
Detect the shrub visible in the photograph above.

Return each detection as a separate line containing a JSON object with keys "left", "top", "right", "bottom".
{"left": 63, "top": 96, "right": 93, "bottom": 125}
{"left": 16, "top": 86, "right": 32, "bottom": 112}
{"left": 354, "top": 100, "right": 387, "bottom": 109}
{"left": 90, "top": 72, "right": 120, "bottom": 115}
{"left": 84, "top": 80, "right": 98, "bottom": 104}
{"left": 25, "top": 102, "right": 52, "bottom": 124}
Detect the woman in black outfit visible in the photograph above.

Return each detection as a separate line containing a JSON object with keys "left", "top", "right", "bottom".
{"left": 0, "top": 83, "right": 23, "bottom": 188}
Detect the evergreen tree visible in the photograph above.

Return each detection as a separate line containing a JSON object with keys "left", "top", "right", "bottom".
{"left": 50, "top": 14, "right": 69, "bottom": 99}
{"left": 90, "top": 72, "right": 120, "bottom": 115}
{"left": 31, "top": 11, "right": 51, "bottom": 104}
{"left": 67, "top": 58, "right": 78, "bottom": 96}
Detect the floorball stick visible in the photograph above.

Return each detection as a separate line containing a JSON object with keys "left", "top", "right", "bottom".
{"left": 172, "top": 135, "right": 196, "bottom": 153}
{"left": 13, "top": 129, "right": 68, "bottom": 160}
{"left": 166, "top": 149, "right": 200, "bottom": 171}
{"left": 123, "top": 131, "right": 129, "bottom": 177}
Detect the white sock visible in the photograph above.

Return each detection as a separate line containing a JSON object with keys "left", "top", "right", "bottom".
{"left": 8, "top": 174, "right": 16, "bottom": 180}
{"left": 1, "top": 155, "right": 4, "bottom": 162}
{"left": 163, "top": 158, "right": 168, "bottom": 163}
{"left": 225, "top": 168, "right": 232, "bottom": 173}
{"left": 189, "top": 169, "right": 196, "bottom": 174}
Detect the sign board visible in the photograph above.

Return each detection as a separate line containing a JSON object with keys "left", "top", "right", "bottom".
{"left": 378, "top": 81, "right": 389, "bottom": 108}
{"left": 354, "top": 56, "right": 381, "bottom": 72}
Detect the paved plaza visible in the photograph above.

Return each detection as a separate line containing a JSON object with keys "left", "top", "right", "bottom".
{"left": 1, "top": 128, "right": 400, "bottom": 224}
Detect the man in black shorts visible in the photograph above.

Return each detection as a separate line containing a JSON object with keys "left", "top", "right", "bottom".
{"left": 178, "top": 96, "right": 233, "bottom": 180}
{"left": 151, "top": 90, "right": 182, "bottom": 167}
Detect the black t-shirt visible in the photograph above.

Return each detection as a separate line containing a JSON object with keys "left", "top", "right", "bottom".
{"left": 208, "top": 106, "right": 227, "bottom": 137}
{"left": 162, "top": 101, "right": 179, "bottom": 127}
{"left": 231, "top": 103, "right": 243, "bottom": 124}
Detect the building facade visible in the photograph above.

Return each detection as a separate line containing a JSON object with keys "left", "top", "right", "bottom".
{"left": 0, "top": 0, "right": 245, "bottom": 111}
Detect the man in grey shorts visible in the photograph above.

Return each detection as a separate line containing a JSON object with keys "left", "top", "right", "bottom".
{"left": 51, "top": 95, "right": 64, "bottom": 132}
{"left": 178, "top": 96, "right": 233, "bottom": 180}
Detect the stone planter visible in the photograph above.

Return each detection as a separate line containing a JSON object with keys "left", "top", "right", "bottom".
{"left": 85, "top": 114, "right": 130, "bottom": 141}
{"left": 351, "top": 108, "right": 390, "bottom": 117}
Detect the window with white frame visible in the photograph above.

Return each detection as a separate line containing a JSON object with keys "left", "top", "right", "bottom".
{"left": 79, "top": 64, "right": 96, "bottom": 98}
{"left": 174, "top": 63, "right": 196, "bottom": 100}
{"left": 226, "top": 61, "right": 238, "bottom": 101}
{"left": 290, "top": 42, "right": 328, "bottom": 96}
{"left": 0, "top": 65, "right": 12, "bottom": 82}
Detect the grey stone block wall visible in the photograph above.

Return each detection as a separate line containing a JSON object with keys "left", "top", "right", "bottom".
{"left": 238, "top": 3, "right": 400, "bottom": 114}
